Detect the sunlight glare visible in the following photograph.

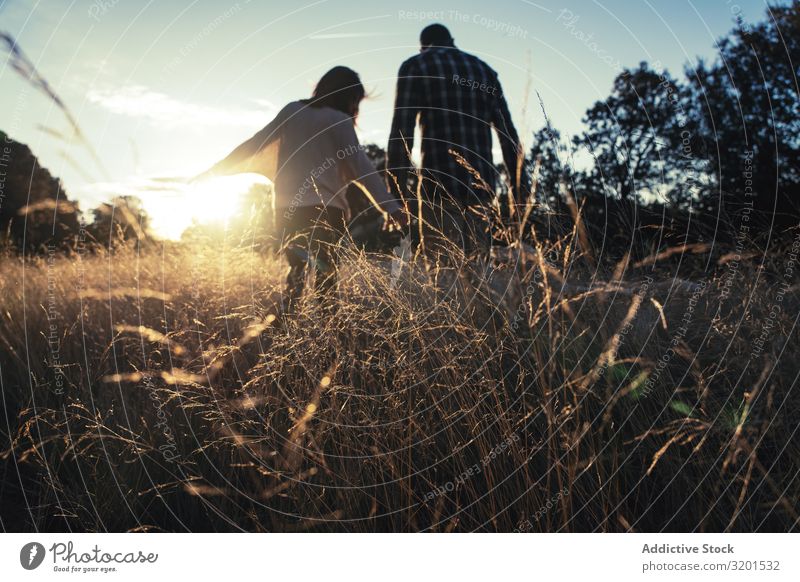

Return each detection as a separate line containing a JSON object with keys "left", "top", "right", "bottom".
{"left": 189, "top": 175, "right": 252, "bottom": 224}
{"left": 144, "top": 174, "right": 268, "bottom": 240}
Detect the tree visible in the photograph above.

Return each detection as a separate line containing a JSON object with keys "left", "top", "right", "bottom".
{"left": 528, "top": 125, "right": 574, "bottom": 211}
{"left": 573, "top": 63, "right": 686, "bottom": 204}
{"left": 0, "top": 130, "right": 81, "bottom": 252}
{"left": 687, "top": 1, "right": 800, "bottom": 228}
{"left": 87, "top": 195, "right": 151, "bottom": 246}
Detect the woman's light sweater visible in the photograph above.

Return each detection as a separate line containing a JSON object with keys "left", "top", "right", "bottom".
{"left": 206, "top": 100, "right": 401, "bottom": 217}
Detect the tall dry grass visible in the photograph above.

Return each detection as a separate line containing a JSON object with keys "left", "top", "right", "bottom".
{"left": 0, "top": 216, "right": 798, "bottom": 532}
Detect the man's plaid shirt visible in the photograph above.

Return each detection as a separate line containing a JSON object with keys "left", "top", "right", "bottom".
{"left": 386, "top": 46, "right": 526, "bottom": 206}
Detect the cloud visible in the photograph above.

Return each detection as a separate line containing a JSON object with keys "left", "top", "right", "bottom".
{"left": 308, "top": 32, "right": 393, "bottom": 39}
{"left": 76, "top": 176, "right": 184, "bottom": 201}
{"left": 251, "top": 98, "right": 277, "bottom": 110}
{"left": 87, "top": 85, "right": 274, "bottom": 128}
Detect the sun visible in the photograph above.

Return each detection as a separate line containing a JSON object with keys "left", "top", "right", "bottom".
{"left": 143, "top": 174, "right": 268, "bottom": 240}
{"left": 187, "top": 174, "right": 261, "bottom": 224}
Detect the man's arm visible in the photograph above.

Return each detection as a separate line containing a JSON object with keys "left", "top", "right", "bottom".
{"left": 491, "top": 78, "right": 529, "bottom": 204}
{"left": 386, "top": 59, "right": 418, "bottom": 199}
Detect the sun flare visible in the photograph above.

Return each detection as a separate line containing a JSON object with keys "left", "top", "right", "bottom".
{"left": 141, "top": 174, "right": 268, "bottom": 240}
{"left": 187, "top": 175, "right": 256, "bottom": 224}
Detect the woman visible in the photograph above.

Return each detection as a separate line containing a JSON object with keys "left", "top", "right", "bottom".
{"left": 199, "top": 66, "right": 407, "bottom": 308}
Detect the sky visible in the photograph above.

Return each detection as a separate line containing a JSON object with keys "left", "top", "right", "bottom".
{"left": 0, "top": 0, "right": 781, "bottom": 238}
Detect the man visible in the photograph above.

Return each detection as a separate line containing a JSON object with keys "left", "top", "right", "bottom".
{"left": 387, "top": 23, "right": 528, "bottom": 256}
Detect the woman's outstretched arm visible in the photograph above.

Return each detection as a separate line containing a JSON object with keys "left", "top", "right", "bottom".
{"left": 194, "top": 102, "right": 296, "bottom": 181}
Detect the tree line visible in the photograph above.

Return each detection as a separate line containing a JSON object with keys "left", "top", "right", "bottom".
{"left": 2, "top": 2, "right": 797, "bottom": 255}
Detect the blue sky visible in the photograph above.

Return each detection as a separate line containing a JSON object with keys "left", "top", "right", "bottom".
{"left": 0, "top": 0, "right": 780, "bottom": 237}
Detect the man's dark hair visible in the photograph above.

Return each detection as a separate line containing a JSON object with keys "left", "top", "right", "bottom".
{"left": 420, "top": 24, "right": 454, "bottom": 48}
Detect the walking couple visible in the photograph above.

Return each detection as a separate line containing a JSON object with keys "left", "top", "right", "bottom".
{"left": 201, "top": 24, "right": 527, "bottom": 308}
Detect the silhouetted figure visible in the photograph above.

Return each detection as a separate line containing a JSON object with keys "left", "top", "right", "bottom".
{"left": 387, "top": 24, "right": 527, "bottom": 256}
{"left": 200, "top": 67, "right": 407, "bottom": 310}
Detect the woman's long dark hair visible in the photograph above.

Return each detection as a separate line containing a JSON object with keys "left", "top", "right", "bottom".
{"left": 307, "top": 66, "right": 366, "bottom": 119}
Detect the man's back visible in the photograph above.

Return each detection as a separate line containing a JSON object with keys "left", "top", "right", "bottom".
{"left": 387, "top": 46, "right": 524, "bottom": 206}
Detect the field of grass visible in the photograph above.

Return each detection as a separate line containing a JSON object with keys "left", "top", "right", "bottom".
{"left": 1, "top": 224, "right": 798, "bottom": 532}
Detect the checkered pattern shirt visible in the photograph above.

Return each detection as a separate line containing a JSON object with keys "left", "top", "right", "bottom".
{"left": 387, "top": 46, "right": 526, "bottom": 206}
